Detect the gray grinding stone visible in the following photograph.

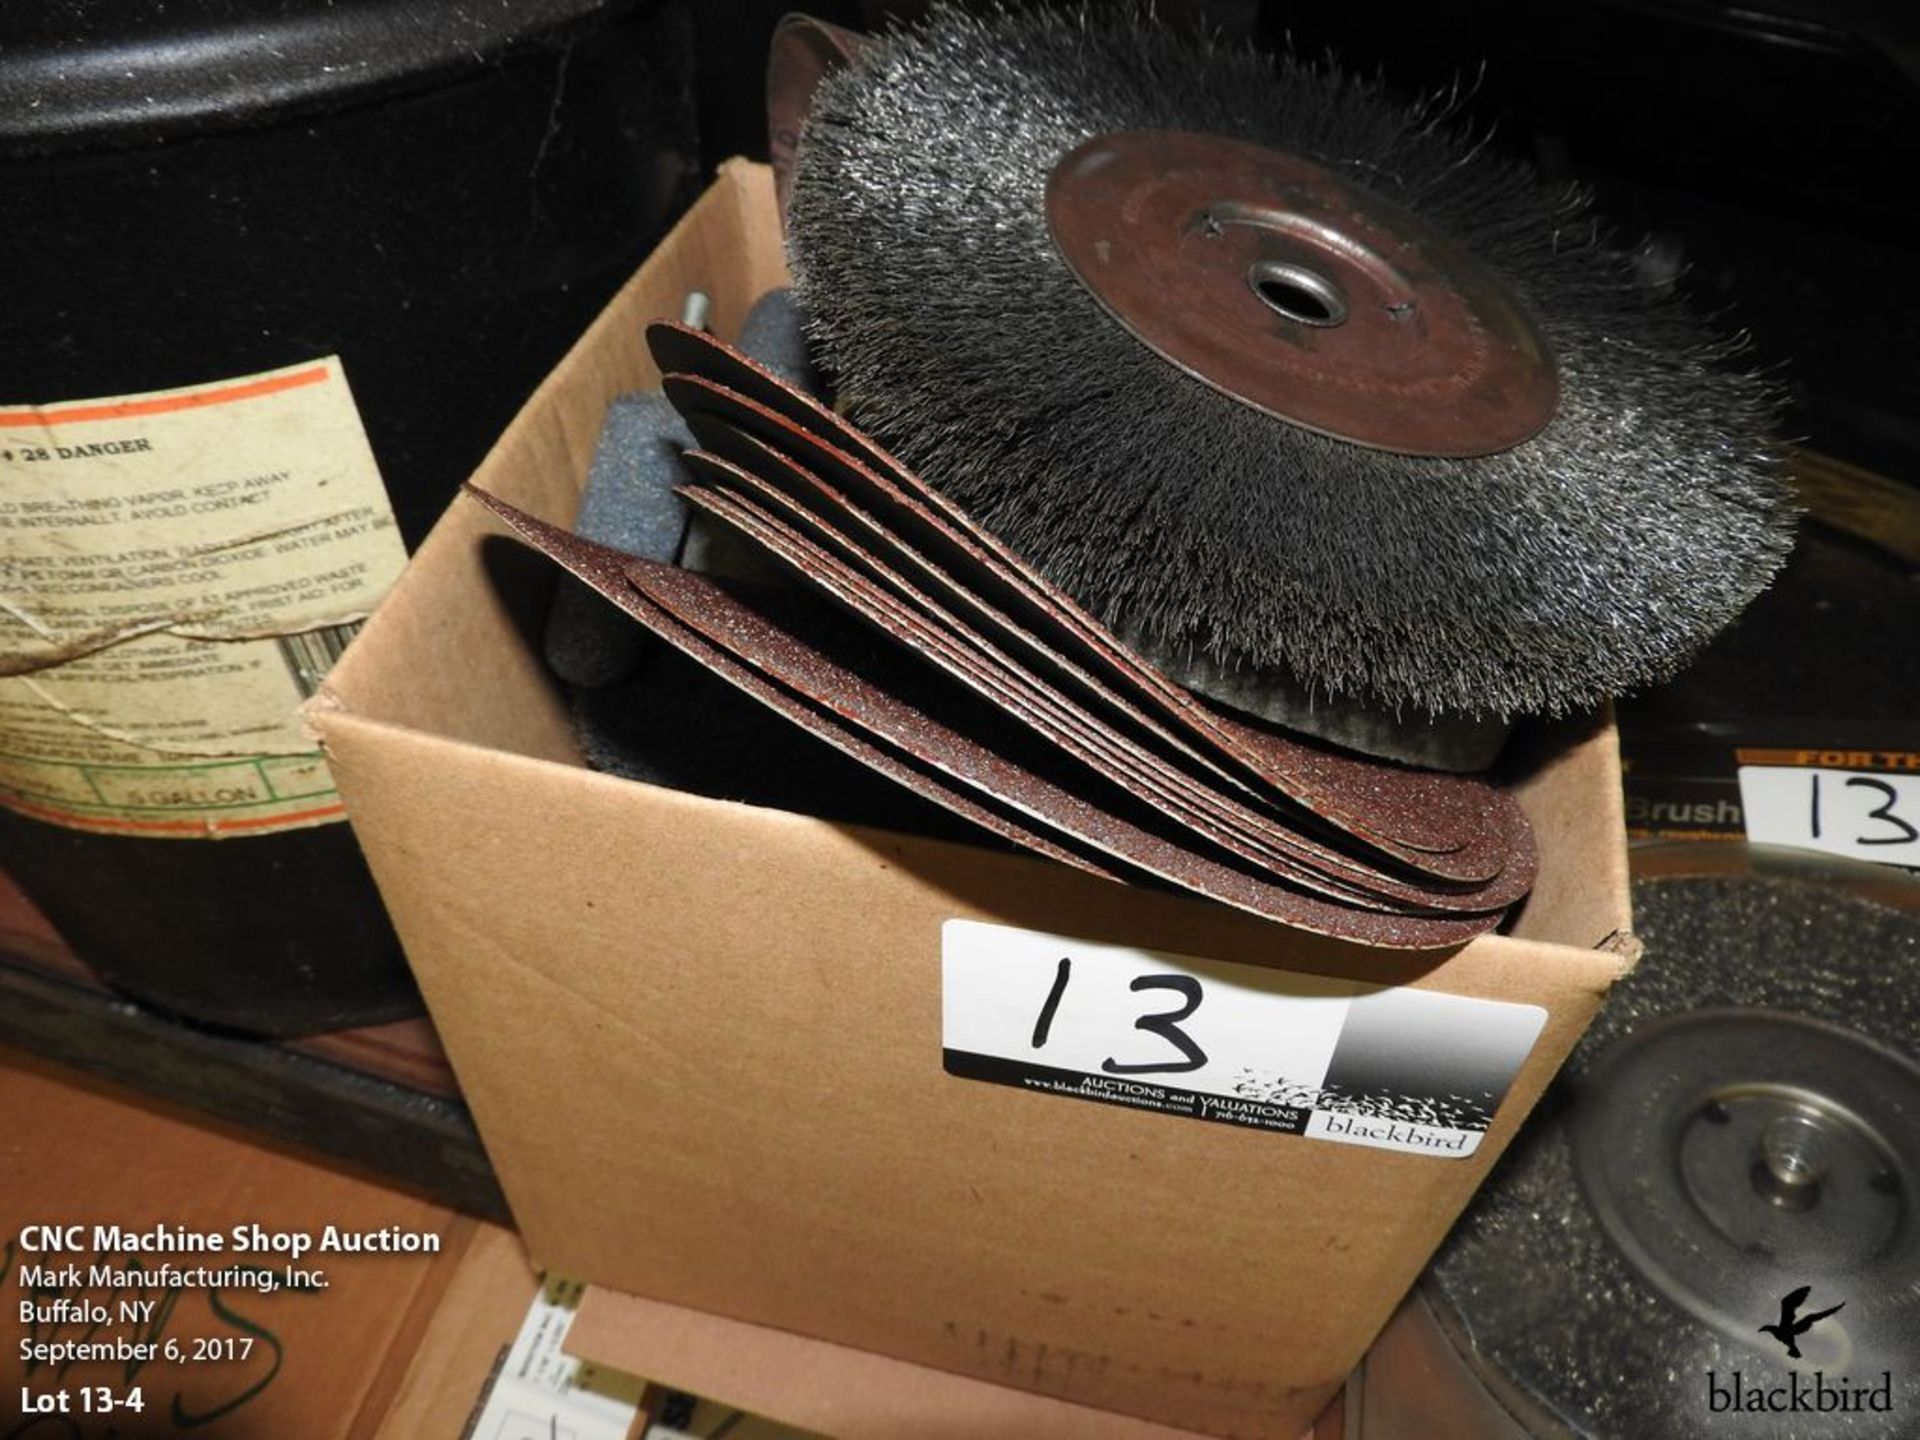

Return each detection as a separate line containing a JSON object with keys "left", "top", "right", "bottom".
{"left": 543, "top": 393, "right": 692, "bottom": 688}
{"left": 736, "top": 286, "right": 823, "bottom": 393}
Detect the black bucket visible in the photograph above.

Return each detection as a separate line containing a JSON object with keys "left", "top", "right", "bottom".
{"left": 0, "top": 0, "right": 700, "bottom": 1034}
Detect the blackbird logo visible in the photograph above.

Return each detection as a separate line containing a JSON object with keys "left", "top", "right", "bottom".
{"left": 1760, "top": 1286, "right": 1846, "bottom": 1359}
{"left": 1709, "top": 1287, "right": 1888, "bottom": 1417}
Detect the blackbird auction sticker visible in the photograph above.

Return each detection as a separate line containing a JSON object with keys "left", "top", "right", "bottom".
{"left": 941, "top": 920, "right": 1546, "bottom": 1158}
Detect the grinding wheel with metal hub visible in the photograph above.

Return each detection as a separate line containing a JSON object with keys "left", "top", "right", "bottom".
{"left": 784, "top": 6, "right": 1794, "bottom": 767}
{"left": 1571, "top": 1009, "right": 1919, "bottom": 1377}
{"left": 1414, "top": 844, "right": 1920, "bottom": 1438}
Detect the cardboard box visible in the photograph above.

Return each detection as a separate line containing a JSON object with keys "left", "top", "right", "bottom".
{"left": 309, "top": 160, "right": 1637, "bottom": 1440}
{"left": 563, "top": 1276, "right": 1344, "bottom": 1440}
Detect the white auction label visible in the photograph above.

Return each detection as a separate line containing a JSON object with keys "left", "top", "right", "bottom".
{"left": 1738, "top": 765, "right": 1920, "bottom": 868}
{"left": 941, "top": 920, "right": 1546, "bottom": 1158}
{"left": 467, "top": 1274, "right": 645, "bottom": 1440}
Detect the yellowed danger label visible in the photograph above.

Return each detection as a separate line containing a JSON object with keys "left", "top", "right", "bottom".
{"left": 0, "top": 359, "right": 406, "bottom": 837}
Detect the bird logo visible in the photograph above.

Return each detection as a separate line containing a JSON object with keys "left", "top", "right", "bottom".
{"left": 1760, "top": 1286, "right": 1846, "bottom": 1359}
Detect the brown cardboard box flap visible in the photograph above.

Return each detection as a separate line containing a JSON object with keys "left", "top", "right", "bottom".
{"left": 566, "top": 1283, "right": 1307, "bottom": 1440}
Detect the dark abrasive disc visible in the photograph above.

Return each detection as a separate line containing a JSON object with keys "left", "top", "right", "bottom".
{"left": 1430, "top": 847, "right": 1920, "bottom": 1438}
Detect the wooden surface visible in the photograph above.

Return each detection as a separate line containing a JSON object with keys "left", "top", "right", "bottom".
{"left": 1, "top": 1043, "right": 482, "bottom": 1439}
{"left": 0, "top": 866, "right": 503, "bottom": 1218}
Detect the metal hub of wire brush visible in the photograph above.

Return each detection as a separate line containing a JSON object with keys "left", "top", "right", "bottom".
{"left": 1045, "top": 129, "right": 1559, "bottom": 457}
{"left": 1571, "top": 1008, "right": 1920, "bottom": 1369}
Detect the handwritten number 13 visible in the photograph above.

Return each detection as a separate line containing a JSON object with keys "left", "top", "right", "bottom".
{"left": 1810, "top": 774, "right": 1920, "bottom": 846}
{"left": 1030, "top": 958, "right": 1209, "bottom": 1074}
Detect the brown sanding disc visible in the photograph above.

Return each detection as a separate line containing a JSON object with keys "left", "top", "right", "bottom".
{"left": 469, "top": 487, "right": 1503, "bottom": 948}
{"left": 676, "top": 435, "right": 1533, "bottom": 918}
{"left": 647, "top": 321, "right": 1531, "bottom": 879}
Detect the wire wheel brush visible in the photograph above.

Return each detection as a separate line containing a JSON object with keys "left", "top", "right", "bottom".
{"left": 784, "top": 5, "right": 1796, "bottom": 761}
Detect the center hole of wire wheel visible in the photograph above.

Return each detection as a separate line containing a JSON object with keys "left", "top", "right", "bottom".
{"left": 1248, "top": 260, "right": 1348, "bottom": 327}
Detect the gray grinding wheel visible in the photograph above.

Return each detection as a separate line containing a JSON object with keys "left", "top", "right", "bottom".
{"left": 1429, "top": 847, "right": 1920, "bottom": 1438}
